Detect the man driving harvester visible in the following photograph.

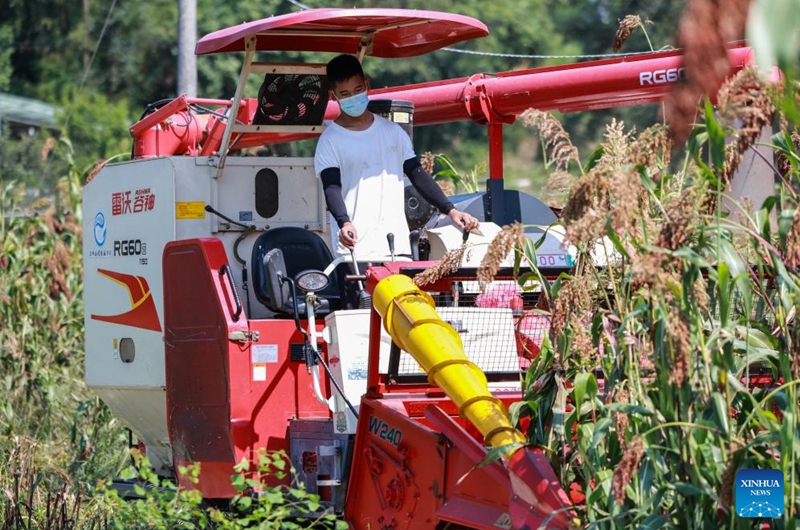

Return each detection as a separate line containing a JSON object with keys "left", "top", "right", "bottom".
{"left": 314, "top": 54, "right": 479, "bottom": 261}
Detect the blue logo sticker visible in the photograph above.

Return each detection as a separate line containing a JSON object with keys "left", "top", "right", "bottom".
{"left": 93, "top": 212, "right": 107, "bottom": 247}
{"left": 736, "top": 469, "right": 784, "bottom": 518}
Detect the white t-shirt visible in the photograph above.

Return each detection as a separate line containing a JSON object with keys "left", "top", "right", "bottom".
{"left": 314, "top": 115, "right": 415, "bottom": 259}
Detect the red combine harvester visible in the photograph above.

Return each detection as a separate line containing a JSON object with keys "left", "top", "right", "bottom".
{"left": 82, "top": 8, "right": 755, "bottom": 529}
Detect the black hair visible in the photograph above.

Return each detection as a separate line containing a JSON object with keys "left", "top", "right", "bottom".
{"left": 326, "top": 54, "right": 364, "bottom": 86}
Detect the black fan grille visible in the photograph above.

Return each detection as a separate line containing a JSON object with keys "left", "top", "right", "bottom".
{"left": 254, "top": 74, "right": 329, "bottom": 126}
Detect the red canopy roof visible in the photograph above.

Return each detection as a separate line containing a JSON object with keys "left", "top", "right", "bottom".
{"left": 195, "top": 8, "right": 488, "bottom": 58}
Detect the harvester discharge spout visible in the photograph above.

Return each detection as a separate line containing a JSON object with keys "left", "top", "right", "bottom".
{"left": 373, "top": 274, "right": 525, "bottom": 448}
{"left": 372, "top": 274, "right": 577, "bottom": 528}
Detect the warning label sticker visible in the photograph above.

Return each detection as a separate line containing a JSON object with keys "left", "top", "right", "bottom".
{"left": 176, "top": 202, "right": 206, "bottom": 219}
{"left": 253, "top": 365, "right": 267, "bottom": 381}
{"left": 252, "top": 344, "right": 279, "bottom": 364}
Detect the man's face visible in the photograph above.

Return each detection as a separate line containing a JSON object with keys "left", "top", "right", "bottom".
{"left": 331, "top": 75, "right": 369, "bottom": 100}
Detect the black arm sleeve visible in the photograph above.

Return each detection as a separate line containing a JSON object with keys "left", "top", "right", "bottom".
{"left": 403, "top": 157, "right": 455, "bottom": 214}
{"left": 320, "top": 168, "right": 351, "bottom": 228}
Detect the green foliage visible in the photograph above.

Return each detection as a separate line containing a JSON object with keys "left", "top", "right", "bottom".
{"left": 424, "top": 152, "right": 485, "bottom": 194}
{"left": 0, "top": 153, "right": 129, "bottom": 528}
{"left": 748, "top": 0, "right": 800, "bottom": 126}
{"left": 1, "top": 160, "right": 85, "bottom": 436}
{"left": 0, "top": 23, "right": 12, "bottom": 91}
{"left": 748, "top": 0, "right": 800, "bottom": 79}
{"left": 57, "top": 89, "right": 132, "bottom": 171}
{"left": 0, "top": 128, "right": 70, "bottom": 198}
{"left": 510, "top": 82, "right": 800, "bottom": 528}
{"left": 99, "top": 450, "right": 345, "bottom": 530}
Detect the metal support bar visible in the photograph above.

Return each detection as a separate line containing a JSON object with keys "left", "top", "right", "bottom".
{"left": 231, "top": 124, "right": 326, "bottom": 134}
{"left": 488, "top": 122, "right": 503, "bottom": 180}
{"left": 214, "top": 35, "right": 256, "bottom": 180}
{"left": 485, "top": 177, "right": 505, "bottom": 224}
{"left": 356, "top": 31, "right": 375, "bottom": 62}
{"left": 249, "top": 62, "right": 327, "bottom": 75}
{"left": 255, "top": 29, "right": 370, "bottom": 38}
{"left": 366, "top": 307, "right": 383, "bottom": 397}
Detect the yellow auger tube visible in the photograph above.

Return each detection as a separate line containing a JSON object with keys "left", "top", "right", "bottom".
{"left": 373, "top": 274, "right": 526, "bottom": 448}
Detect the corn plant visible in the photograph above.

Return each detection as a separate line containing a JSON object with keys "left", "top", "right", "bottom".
{"left": 502, "top": 67, "right": 800, "bottom": 528}
{"left": 1, "top": 144, "right": 129, "bottom": 528}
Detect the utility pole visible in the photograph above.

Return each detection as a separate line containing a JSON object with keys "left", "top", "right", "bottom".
{"left": 177, "top": 0, "right": 197, "bottom": 97}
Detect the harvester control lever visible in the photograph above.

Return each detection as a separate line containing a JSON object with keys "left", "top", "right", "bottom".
{"left": 418, "top": 228, "right": 430, "bottom": 261}
{"left": 387, "top": 232, "right": 395, "bottom": 262}
{"left": 346, "top": 231, "right": 371, "bottom": 309}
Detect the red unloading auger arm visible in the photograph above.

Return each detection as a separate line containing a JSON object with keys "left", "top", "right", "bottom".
{"left": 374, "top": 45, "right": 754, "bottom": 124}
{"left": 370, "top": 45, "right": 752, "bottom": 178}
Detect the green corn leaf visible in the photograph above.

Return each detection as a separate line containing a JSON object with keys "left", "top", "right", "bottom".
{"left": 583, "top": 145, "right": 605, "bottom": 173}
{"left": 717, "top": 238, "right": 752, "bottom": 318}
{"left": 673, "top": 482, "right": 705, "bottom": 496}
{"left": 636, "top": 514, "right": 669, "bottom": 530}
{"left": 704, "top": 100, "right": 726, "bottom": 171}
{"left": 572, "top": 371, "right": 598, "bottom": 420}
{"left": 711, "top": 392, "right": 730, "bottom": 435}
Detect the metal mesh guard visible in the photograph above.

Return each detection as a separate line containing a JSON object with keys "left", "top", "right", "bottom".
{"left": 394, "top": 281, "right": 551, "bottom": 377}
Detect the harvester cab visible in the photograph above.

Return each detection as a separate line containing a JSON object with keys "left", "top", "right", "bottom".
{"left": 83, "top": 7, "right": 757, "bottom": 529}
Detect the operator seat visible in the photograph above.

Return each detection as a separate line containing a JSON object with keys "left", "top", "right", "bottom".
{"left": 251, "top": 227, "right": 346, "bottom": 317}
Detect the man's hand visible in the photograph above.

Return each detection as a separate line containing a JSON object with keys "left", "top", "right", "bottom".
{"left": 339, "top": 222, "right": 358, "bottom": 250}
{"left": 448, "top": 209, "right": 480, "bottom": 232}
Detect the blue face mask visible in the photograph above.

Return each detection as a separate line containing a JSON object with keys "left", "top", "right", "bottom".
{"left": 337, "top": 91, "right": 369, "bottom": 118}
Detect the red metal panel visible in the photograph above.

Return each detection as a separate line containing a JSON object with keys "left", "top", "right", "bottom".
{"left": 425, "top": 403, "right": 574, "bottom": 529}
{"left": 163, "top": 238, "right": 331, "bottom": 498}
{"left": 195, "top": 8, "right": 488, "bottom": 58}
{"left": 345, "top": 398, "right": 444, "bottom": 530}
{"left": 246, "top": 319, "right": 333, "bottom": 442}
{"left": 347, "top": 396, "right": 574, "bottom": 529}
{"left": 163, "top": 238, "right": 250, "bottom": 497}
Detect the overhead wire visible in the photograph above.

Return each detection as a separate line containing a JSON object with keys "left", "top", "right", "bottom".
{"left": 285, "top": 0, "right": 312, "bottom": 10}
{"left": 65, "top": 0, "right": 119, "bottom": 130}
{"left": 439, "top": 47, "right": 674, "bottom": 60}
{"left": 280, "top": 0, "right": 672, "bottom": 62}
